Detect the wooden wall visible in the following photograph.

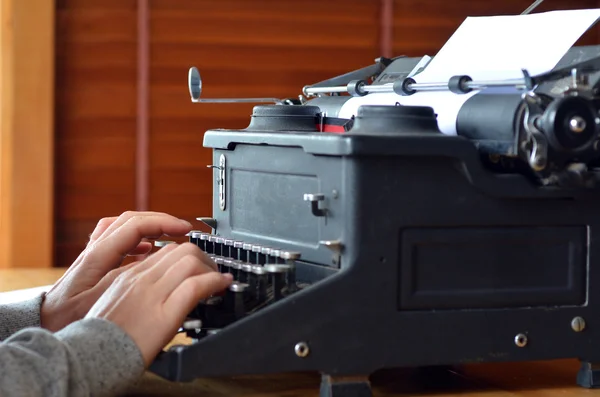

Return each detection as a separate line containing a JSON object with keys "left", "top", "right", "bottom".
{"left": 53, "top": 0, "right": 600, "bottom": 268}
{"left": 0, "top": 0, "right": 54, "bottom": 268}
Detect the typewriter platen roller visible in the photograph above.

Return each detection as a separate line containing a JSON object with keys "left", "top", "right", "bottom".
{"left": 149, "top": 11, "right": 600, "bottom": 397}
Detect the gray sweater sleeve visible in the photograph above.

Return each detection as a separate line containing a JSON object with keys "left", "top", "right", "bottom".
{"left": 0, "top": 297, "right": 145, "bottom": 397}
{"left": 0, "top": 294, "right": 45, "bottom": 340}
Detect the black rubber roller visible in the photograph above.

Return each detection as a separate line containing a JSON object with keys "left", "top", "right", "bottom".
{"left": 539, "top": 95, "right": 599, "bottom": 152}
{"left": 347, "top": 80, "right": 368, "bottom": 97}
{"left": 393, "top": 77, "right": 417, "bottom": 96}
{"left": 448, "top": 75, "right": 473, "bottom": 94}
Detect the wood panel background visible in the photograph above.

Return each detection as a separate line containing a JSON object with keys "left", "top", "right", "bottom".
{"left": 53, "top": 0, "right": 600, "bottom": 268}
{"left": 0, "top": 0, "right": 54, "bottom": 269}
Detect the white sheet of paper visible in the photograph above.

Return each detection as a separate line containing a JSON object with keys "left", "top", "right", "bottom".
{"left": 415, "top": 9, "right": 600, "bottom": 83}
{"left": 338, "top": 9, "right": 600, "bottom": 135}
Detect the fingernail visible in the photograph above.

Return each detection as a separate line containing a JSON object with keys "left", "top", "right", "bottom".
{"left": 222, "top": 273, "right": 233, "bottom": 281}
{"left": 179, "top": 219, "right": 192, "bottom": 227}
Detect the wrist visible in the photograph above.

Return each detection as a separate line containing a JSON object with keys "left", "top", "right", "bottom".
{"left": 40, "top": 291, "right": 84, "bottom": 332}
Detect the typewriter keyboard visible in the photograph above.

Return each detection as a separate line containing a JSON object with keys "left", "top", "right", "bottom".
{"left": 166, "top": 231, "right": 308, "bottom": 338}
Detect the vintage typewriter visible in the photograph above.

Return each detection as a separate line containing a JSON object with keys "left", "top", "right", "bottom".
{"left": 149, "top": 6, "right": 600, "bottom": 397}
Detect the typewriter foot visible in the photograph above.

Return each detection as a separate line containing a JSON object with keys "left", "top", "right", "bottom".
{"left": 577, "top": 361, "right": 600, "bottom": 388}
{"left": 319, "top": 374, "right": 372, "bottom": 397}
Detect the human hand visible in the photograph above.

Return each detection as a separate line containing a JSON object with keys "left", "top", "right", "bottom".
{"left": 85, "top": 242, "right": 232, "bottom": 367}
{"left": 41, "top": 211, "right": 194, "bottom": 332}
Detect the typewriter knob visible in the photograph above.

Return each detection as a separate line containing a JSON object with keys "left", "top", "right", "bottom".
{"left": 348, "top": 105, "right": 439, "bottom": 135}
{"left": 246, "top": 105, "right": 322, "bottom": 132}
{"left": 188, "top": 67, "right": 202, "bottom": 101}
{"left": 539, "top": 96, "right": 598, "bottom": 152}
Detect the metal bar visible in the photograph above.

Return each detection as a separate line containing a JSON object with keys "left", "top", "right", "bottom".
{"left": 136, "top": 0, "right": 149, "bottom": 211}
{"left": 192, "top": 98, "right": 284, "bottom": 104}
{"left": 380, "top": 0, "right": 393, "bottom": 58}
{"left": 302, "top": 77, "right": 528, "bottom": 97}
{"left": 521, "top": 0, "right": 545, "bottom": 15}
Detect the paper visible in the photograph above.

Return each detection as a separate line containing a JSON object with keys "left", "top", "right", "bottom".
{"left": 414, "top": 9, "right": 600, "bottom": 83}
{"left": 338, "top": 9, "right": 600, "bottom": 135}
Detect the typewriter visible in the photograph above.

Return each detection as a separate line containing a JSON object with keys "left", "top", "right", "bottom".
{"left": 149, "top": 6, "right": 600, "bottom": 397}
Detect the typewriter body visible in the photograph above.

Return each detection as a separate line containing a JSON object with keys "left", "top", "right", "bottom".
{"left": 149, "top": 12, "right": 600, "bottom": 397}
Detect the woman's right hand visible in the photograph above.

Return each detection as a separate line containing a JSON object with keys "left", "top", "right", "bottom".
{"left": 85, "top": 242, "right": 233, "bottom": 367}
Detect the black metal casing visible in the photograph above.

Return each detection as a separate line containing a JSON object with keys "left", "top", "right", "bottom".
{"left": 149, "top": 45, "right": 600, "bottom": 396}
{"left": 151, "top": 111, "right": 600, "bottom": 387}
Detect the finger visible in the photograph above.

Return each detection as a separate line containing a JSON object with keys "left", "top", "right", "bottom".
{"left": 149, "top": 242, "right": 217, "bottom": 277}
{"left": 130, "top": 242, "right": 181, "bottom": 275}
{"left": 86, "top": 216, "right": 192, "bottom": 273}
{"left": 139, "top": 243, "right": 217, "bottom": 285}
{"left": 94, "top": 211, "right": 191, "bottom": 244}
{"left": 154, "top": 254, "right": 216, "bottom": 295}
{"left": 128, "top": 241, "right": 153, "bottom": 256}
{"left": 153, "top": 243, "right": 219, "bottom": 272}
{"left": 164, "top": 272, "right": 233, "bottom": 321}
{"left": 88, "top": 216, "right": 118, "bottom": 244}
{"left": 89, "top": 243, "right": 181, "bottom": 301}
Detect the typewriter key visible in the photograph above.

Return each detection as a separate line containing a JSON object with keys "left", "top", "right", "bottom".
{"left": 200, "top": 233, "right": 211, "bottom": 252}
{"left": 264, "top": 264, "right": 291, "bottom": 301}
{"left": 270, "top": 249, "right": 281, "bottom": 264}
{"left": 233, "top": 241, "right": 245, "bottom": 261}
{"left": 214, "top": 256, "right": 225, "bottom": 273}
{"left": 224, "top": 239, "right": 234, "bottom": 257}
{"left": 239, "top": 264, "right": 252, "bottom": 284}
{"left": 251, "top": 265, "right": 268, "bottom": 302}
{"left": 188, "top": 231, "right": 201, "bottom": 246}
{"left": 230, "top": 260, "right": 242, "bottom": 280}
{"left": 242, "top": 243, "right": 253, "bottom": 263}
{"left": 222, "top": 259, "right": 234, "bottom": 274}
{"left": 154, "top": 240, "right": 175, "bottom": 248}
{"left": 183, "top": 319, "right": 202, "bottom": 330}
{"left": 227, "top": 282, "right": 249, "bottom": 318}
{"left": 209, "top": 235, "right": 219, "bottom": 255}
{"left": 251, "top": 245, "right": 263, "bottom": 264}
{"left": 260, "top": 247, "right": 272, "bottom": 264}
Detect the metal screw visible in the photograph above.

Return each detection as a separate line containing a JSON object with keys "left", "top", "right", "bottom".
{"left": 569, "top": 116, "right": 586, "bottom": 133}
{"left": 332, "top": 190, "right": 339, "bottom": 199}
{"left": 294, "top": 342, "right": 309, "bottom": 358}
{"left": 571, "top": 316, "right": 586, "bottom": 332}
{"left": 514, "top": 333, "right": 528, "bottom": 347}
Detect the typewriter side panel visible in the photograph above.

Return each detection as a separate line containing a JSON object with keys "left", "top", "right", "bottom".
{"left": 208, "top": 144, "right": 346, "bottom": 270}
{"left": 347, "top": 153, "right": 600, "bottom": 368}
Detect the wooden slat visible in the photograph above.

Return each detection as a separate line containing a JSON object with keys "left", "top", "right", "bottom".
{"left": 0, "top": 0, "right": 54, "bottom": 268}
{"left": 54, "top": 0, "right": 137, "bottom": 267}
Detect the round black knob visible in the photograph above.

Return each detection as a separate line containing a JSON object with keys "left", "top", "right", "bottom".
{"left": 539, "top": 96, "right": 598, "bottom": 152}
{"left": 348, "top": 104, "right": 439, "bottom": 135}
{"left": 245, "top": 105, "right": 321, "bottom": 132}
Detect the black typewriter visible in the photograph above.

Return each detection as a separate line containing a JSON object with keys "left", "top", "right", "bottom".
{"left": 149, "top": 6, "right": 600, "bottom": 397}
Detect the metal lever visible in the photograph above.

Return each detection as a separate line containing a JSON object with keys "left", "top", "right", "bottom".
{"left": 188, "top": 67, "right": 284, "bottom": 105}
{"left": 303, "top": 193, "right": 326, "bottom": 217}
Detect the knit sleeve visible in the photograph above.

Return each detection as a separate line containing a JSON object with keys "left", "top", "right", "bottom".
{"left": 0, "top": 318, "right": 145, "bottom": 397}
{"left": 0, "top": 293, "right": 44, "bottom": 341}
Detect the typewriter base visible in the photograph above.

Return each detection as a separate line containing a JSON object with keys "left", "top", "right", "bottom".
{"left": 320, "top": 374, "right": 372, "bottom": 397}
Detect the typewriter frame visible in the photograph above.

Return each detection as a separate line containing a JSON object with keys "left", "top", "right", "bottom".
{"left": 150, "top": 122, "right": 600, "bottom": 396}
